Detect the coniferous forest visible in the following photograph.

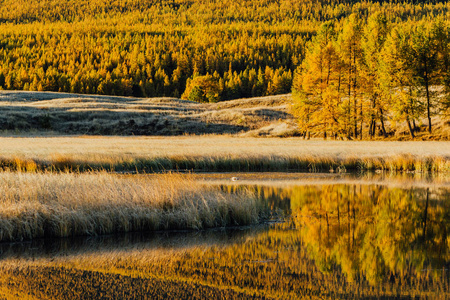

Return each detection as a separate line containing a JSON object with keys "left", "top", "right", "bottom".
{"left": 0, "top": 1, "right": 448, "bottom": 99}
{"left": 0, "top": 0, "right": 450, "bottom": 138}
{"left": 292, "top": 11, "right": 450, "bottom": 139}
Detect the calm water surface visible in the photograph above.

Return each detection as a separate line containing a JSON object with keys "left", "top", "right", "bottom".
{"left": 1, "top": 173, "right": 449, "bottom": 299}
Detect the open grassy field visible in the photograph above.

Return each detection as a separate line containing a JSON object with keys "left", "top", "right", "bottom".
{"left": 0, "top": 135, "right": 449, "bottom": 172}
{"left": 0, "top": 91, "right": 294, "bottom": 136}
{"left": 2, "top": 90, "right": 449, "bottom": 139}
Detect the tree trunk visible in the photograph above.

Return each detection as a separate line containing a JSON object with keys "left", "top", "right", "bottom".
{"left": 354, "top": 104, "right": 357, "bottom": 138}
{"left": 379, "top": 108, "right": 387, "bottom": 137}
{"left": 359, "top": 100, "right": 363, "bottom": 140}
{"left": 352, "top": 42, "right": 358, "bottom": 139}
{"left": 369, "top": 95, "right": 376, "bottom": 138}
{"left": 348, "top": 68, "right": 354, "bottom": 138}
{"left": 406, "top": 116, "right": 415, "bottom": 138}
{"left": 425, "top": 76, "right": 432, "bottom": 133}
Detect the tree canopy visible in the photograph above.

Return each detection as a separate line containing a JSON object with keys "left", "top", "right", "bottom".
{"left": 1, "top": 0, "right": 450, "bottom": 104}
{"left": 292, "top": 14, "right": 450, "bottom": 138}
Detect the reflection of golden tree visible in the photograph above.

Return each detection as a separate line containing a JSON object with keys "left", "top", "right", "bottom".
{"left": 224, "top": 182, "right": 449, "bottom": 284}
{"left": 291, "top": 185, "right": 449, "bottom": 285}
{"left": 2, "top": 185, "right": 447, "bottom": 299}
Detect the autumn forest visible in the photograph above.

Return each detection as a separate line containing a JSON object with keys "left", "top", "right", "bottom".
{"left": 292, "top": 13, "right": 450, "bottom": 139}
{"left": 0, "top": 0, "right": 449, "bottom": 138}
{"left": 0, "top": 2, "right": 449, "bottom": 299}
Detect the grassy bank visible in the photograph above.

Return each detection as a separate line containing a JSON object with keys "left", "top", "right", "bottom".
{"left": 0, "top": 172, "right": 266, "bottom": 242}
{"left": 0, "top": 136, "right": 449, "bottom": 173}
{"left": 4, "top": 154, "right": 450, "bottom": 174}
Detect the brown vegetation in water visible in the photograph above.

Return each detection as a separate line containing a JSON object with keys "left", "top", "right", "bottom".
{"left": 0, "top": 172, "right": 266, "bottom": 242}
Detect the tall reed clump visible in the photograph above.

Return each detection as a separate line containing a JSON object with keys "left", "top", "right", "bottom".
{"left": 357, "top": 155, "right": 450, "bottom": 173}
{"left": 0, "top": 172, "right": 267, "bottom": 242}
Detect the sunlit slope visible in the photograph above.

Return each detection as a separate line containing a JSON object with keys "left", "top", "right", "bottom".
{"left": 1, "top": 90, "right": 449, "bottom": 139}
{"left": 0, "top": 91, "right": 294, "bottom": 135}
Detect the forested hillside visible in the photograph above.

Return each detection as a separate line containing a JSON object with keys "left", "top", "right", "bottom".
{"left": 0, "top": 0, "right": 449, "bottom": 102}
{"left": 292, "top": 12, "right": 450, "bottom": 139}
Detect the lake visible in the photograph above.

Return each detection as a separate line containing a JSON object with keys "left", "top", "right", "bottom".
{"left": 0, "top": 173, "right": 449, "bottom": 299}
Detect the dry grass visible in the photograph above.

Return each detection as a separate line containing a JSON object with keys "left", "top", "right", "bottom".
{"left": 0, "top": 172, "right": 267, "bottom": 242}
{"left": 2, "top": 90, "right": 450, "bottom": 139}
{"left": 0, "top": 136, "right": 448, "bottom": 172}
{"left": 0, "top": 91, "right": 293, "bottom": 136}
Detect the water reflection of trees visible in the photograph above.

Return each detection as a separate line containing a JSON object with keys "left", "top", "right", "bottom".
{"left": 226, "top": 184, "right": 449, "bottom": 285}
{"left": 2, "top": 184, "right": 448, "bottom": 299}
{"left": 289, "top": 185, "right": 449, "bottom": 285}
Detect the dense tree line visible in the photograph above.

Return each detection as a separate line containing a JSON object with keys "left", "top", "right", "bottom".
{"left": 292, "top": 13, "right": 450, "bottom": 138}
{"left": 0, "top": 23, "right": 301, "bottom": 100}
{"left": 0, "top": 0, "right": 449, "bottom": 102}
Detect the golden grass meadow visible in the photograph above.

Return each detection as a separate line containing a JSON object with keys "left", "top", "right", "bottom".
{"left": 0, "top": 143, "right": 448, "bottom": 299}
{"left": 1, "top": 136, "right": 449, "bottom": 173}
